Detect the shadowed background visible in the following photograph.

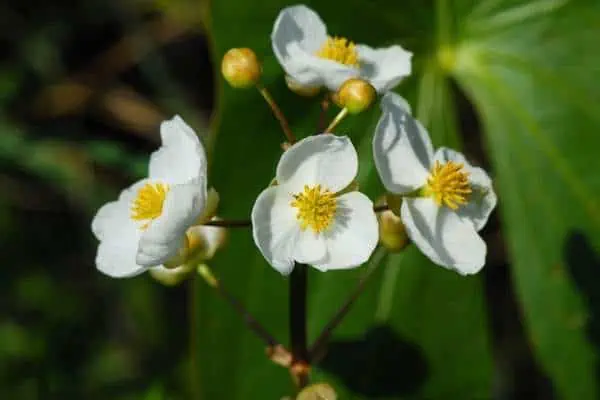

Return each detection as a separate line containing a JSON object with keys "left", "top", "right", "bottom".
{"left": 1, "top": 0, "right": 599, "bottom": 399}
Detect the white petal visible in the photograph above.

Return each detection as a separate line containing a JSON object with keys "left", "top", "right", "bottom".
{"left": 357, "top": 44, "right": 412, "bottom": 93}
{"left": 313, "top": 192, "right": 378, "bottom": 271}
{"left": 149, "top": 115, "right": 207, "bottom": 184}
{"left": 187, "top": 218, "right": 227, "bottom": 260}
{"left": 276, "top": 134, "right": 358, "bottom": 194}
{"left": 433, "top": 147, "right": 497, "bottom": 231}
{"left": 95, "top": 228, "right": 145, "bottom": 278}
{"left": 251, "top": 186, "right": 300, "bottom": 275}
{"left": 401, "top": 198, "right": 486, "bottom": 275}
{"left": 271, "top": 5, "right": 328, "bottom": 86}
{"left": 271, "top": 6, "right": 359, "bottom": 90}
{"left": 272, "top": 5, "right": 327, "bottom": 55}
{"left": 91, "top": 180, "right": 147, "bottom": 240}
{"left": 373, "top": 92, "right": 434, "bottom": 194}
{"left": 137, "top": 179, "right": 207, "bottom": 266}
{"left": 292, "top": 230, "right": 327, "bottom": 265}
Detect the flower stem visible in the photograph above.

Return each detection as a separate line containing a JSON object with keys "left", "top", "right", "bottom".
{"left": 256, "top": 83, "right": 296, "bottom": 144}
{"left": 290, "top": 263, "right": 309, "bottom": 388}
{"left": 309, "top": 248, "right": 387, "bottom": 363}
{"left": 324, "top": 107, "right": 348, "bottom": 133}
{"left": 373, "top": 204, "right": 389, "bottom": 212}
{"left": 197, "top": 265, "right": 282, "bottom": 349}
{"left": 202, "top": 219, "right": 251, "bottom": 228}
{"left": 317, "top": 95, "right": 330, "bottom": 132}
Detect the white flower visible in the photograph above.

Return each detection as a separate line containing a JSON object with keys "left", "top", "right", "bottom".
{"left": 91, "top": 115, "right": 208, "bottom": 278}
{"left": 252, "top": 134, "right": 378, "bottom": 275}
{"left": 271, "top": 4, "right": 412, "bottom": 93}
{"left": 149, "top": 219, "right": 227, "bottom": 285}
{"left": 372, "top": 93, "right": 497, "bottom": 274}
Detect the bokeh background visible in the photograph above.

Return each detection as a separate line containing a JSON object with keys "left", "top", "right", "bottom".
{"left": 1, "top": 0, "right": 598, "bottom": 399}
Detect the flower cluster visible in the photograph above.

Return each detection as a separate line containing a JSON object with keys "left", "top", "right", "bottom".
{"left": 92, "top": 4, "right": 496, "bottom": 281}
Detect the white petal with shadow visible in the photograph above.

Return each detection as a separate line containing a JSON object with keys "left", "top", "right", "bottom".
{"left": 357, "top": 44, "right": 412, "bottom": 93}
{"left": 313, "top": 192, "right": 378, "bottom": 271}
{"left": 252, "top": 186, "right": 300, "bottom": 275}
{"left": 277, "top": 135, "right": 357, "bottom": 194}
{"left": 137, "top": 179, "right": 207, "bottom": 266}
{"left": 149, "top": 115, "right": 207, "bottom": 184}
{"left": 373, "top": 92, "right": 434, "bottom": 194}
{"left": 433, "top": 147, "right": 497, "bottom": 231}
{"left": 401, "top": 198, "right": 486, "bottom": 275}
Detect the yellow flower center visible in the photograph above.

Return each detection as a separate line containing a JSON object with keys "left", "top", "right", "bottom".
{"left": 291, "top": 184, "right": 337, "bottom": 233}
{"left": 423, "top": 161, "right": 472, "bottom": 210}
{"left": 315, "top": 36, "right": 360, "bottom": 67}
{"left": 131, "top": 182, "right": 169, "bottom": 228}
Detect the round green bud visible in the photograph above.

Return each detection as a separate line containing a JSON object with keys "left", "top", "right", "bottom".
{"left": 377, "top": 196, "right": 409, "bottom": 252}
{"left": 221, "top": 48, "right": 261, "bottom": 88}
{"left": 297, "top": 383, "right": 337, "bottom": 400}
{"left": 335, "top": 78, "right": 376, "bottom": 113}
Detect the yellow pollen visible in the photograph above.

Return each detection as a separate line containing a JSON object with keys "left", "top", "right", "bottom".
{"left": 423, "top": 161, "right": 472, "bottom": 210}
{"left": 291, "top": 184, "right": 337, "bottom": 233}
{"left": 315, "top": 36, "right": 360, "bottom": 67}
{"left": 131, "top": 182, "right": 169, "bottom": 228}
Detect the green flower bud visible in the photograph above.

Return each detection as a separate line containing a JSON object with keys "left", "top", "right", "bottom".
{"left": 221, "top": 48, "right": 261, "bottom": 88}
{"left": 149, "top": 263, "right": 195, "bottom": 286}
{"left": 335, "top": 78, "right": 376, "bottom": 114}
{"left": 296, "top": 383, "right": 337, "bottom": 400}
{"left": 377, "top": 196, "right": 409, "bottom": 252}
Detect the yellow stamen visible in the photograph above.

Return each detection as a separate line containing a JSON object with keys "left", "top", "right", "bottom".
{"left": 423, "top": 161, "right": 472, "bottom": 210}
{"left": 315, "top": 36, "right": 360, "bottom": 67}
{"left": 131, "top": 182, "right": 169, "bottom": 228}
{"left": 291, "top": 184, "right": 337, "bottom": 233}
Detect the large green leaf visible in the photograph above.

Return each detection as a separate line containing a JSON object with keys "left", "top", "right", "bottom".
{"left": 446, "top": 0, "right": 600, "bottom": 398}
{"left": 194, "top": 1, "right": 495, "bottom": 398}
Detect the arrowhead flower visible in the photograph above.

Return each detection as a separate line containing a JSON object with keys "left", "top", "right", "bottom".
{"left": 91, "top": 116, "right": 208, "bottom": 278}
{"left": 252, "top": 134, "right": 378, "bottom": 275}
{"left": 271, "top": 4, "right": 412, "bottom": 93}
{"left": 372, "top": 93, "right": 497, "bottom": 274}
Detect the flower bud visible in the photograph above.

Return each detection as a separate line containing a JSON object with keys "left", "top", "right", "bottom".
{"left": 221, "top": 48, "right": 261, "bottom": 88}
{"left": 296, "top": 383, "right": 337, "bottom": 400}
{"left": 285, "top": 75, "right": 321, "bottom": 97}
{"left": 149, "top": 263, "right": 195, "bottom": 286}
{"left": 335, "top": 78, "right": 376, "bottom": 114}
{"left": 377, "top": 197, "right": 409, "bottom": 252}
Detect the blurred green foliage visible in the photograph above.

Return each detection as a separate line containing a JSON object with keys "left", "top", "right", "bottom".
{"left": 1, "top": 0, "right": 599, "bottom": 399}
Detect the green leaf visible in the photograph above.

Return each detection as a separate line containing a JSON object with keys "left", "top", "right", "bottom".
{"left": 195, "top": 1, "right": 494, "bottom": 398}
{"left": 448, "top": 0, "right": 600, "bottom": 398}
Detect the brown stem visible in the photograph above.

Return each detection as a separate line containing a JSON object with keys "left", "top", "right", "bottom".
{"left": 257, "top": 84, "right": 296, "bottom": 144}
{"left": 197, "top": 266, "right": 283, "bottom": 349}
{"left": 374, "top": 204, "right": 389, "bottom": 212}
{"left": 317, "top": 95, "right": 330, "bottom": 133}
{"left": 202, "top": 219, "right": 251, "bottom": 228}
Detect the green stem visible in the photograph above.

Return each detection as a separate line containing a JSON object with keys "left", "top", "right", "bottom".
{"left": 324, "top": 107, "right": 349, "bottom": 133}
